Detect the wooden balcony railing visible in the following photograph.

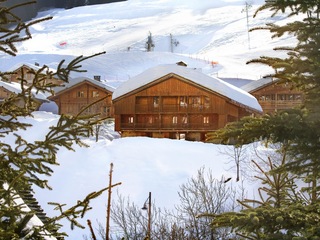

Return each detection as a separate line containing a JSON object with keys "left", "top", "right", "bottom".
{"left": 120, "top": 122, "right": 216, "bottom": 130}
{"left": 259, "top": 100, "right": 302, "bottom": 112}
{"left": 135, "top": 104, "right": 211, "bottom": 113}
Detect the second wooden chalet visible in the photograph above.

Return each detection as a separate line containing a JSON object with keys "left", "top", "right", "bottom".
{"left": 241, "top": 77, "right": 304, "bottom": 114}
{"left": 49, "top": 77, "right": 115, "bottom": 118}
{"left": 0, "top": 80, "right": 48, "bottom": 113}
{"left": 4, "top": 63, "right": 64, "bottom": 86}
{"left": 112, "top": 64, "right": 262, "bottom": 141}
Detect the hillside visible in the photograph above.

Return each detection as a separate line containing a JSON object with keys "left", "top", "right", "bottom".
{"left": 0, "top": 0, "right": 300, "bottom": 84}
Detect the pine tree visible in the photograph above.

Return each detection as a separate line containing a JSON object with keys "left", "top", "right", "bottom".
{"left": 0, "top": 1, "right": 111, "bottom": 238}
{"left": 206, "top": 1, "right": 320, "bottom": 239}
{"left": 201, "top": 145, "right": 320, "bottom": 239}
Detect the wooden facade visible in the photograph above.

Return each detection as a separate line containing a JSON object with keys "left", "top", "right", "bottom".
{"left": 0, "top": 81, "right": 46, "bottom": 112}
{"left": 242, "top": 78, "right": 303, "bottom": 114}
{"left": 49, "top": 77, "right": 114, "bottom": 118}
{"left": 113, "top": 65, "right": 262, "bottom": 142}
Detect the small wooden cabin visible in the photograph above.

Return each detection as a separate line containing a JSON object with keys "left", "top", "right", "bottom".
{"left": 49, "top": 77, "right": 115, "bottom": 118}
{"left": 112, "top": 64, "right": 262, "bottom": 142}
{"left": 0, "top": 80, "right": 47, "bottom": 112}
{"left": 241, "top": 77, "right": 303, "bottom": 114}
{"left": 4, "top": 63, "right": 64, "bottom": 86}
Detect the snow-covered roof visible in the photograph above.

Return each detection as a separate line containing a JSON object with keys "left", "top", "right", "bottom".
{"left": 220, "top": 77, "right": 254, "bottom": 88}
{"left": 0, "top": 80, "right": 21, "bottom": 95}
{"left": 241, "top": 77, "right": 275, "bottom": 93}
{"left": 7, "top": 62, "right": 57, "bottom": 74}
{"left": 53, "top": 77, "right": 115, "bottom": 95}
{"left": 0, "top": 80, "right": 48, "bottom": 101}
{"left": 113, "top": 64, "right": 262, "bottom": 112}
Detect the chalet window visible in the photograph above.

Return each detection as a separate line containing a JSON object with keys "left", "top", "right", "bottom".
{"left": 203, "top": 116, "right": 209, "bottom": 124}
{"left": 260, "top": 95, "right": 275, "bottom": 101}
{"left": 104, "top": 107, "right": 111, "bottom": 116}
{"left": 153, "top": 97, "right": 159, "bottom": 107}
{"left": 264, "top": 95, "right": 275, "bottom": 101}
{"left": 278, "top": 94, "right": 286, "bottom": 101}
{"left": 147, "top": 116, "right": 153, "bottom": 124}
{"left": 182, "top": 116, "right": 188, "bottom": 124}
{"left": 128, "top": 116, "right": 134, "bottom": 124}
{"left": 172, "top": 116, "right": 178, "bottom": 124}
{"left": 180, "top": 96, "right": 187, "bottom": 107}
{"left": 277, "top": 94, "right": 301, "bottom": 101}
{"left": 284, "top": 94, "right": 302, "bottom": 101}
{"left": 204, "top": 96, "right": 210, "bottom": 109}
{"left": 295, "top": 94, "right": 302, "bottom": 100}
{"left": 189, "top": 96, "right": 201, "bottom": 107}
{"left": 25, "top": 73, "right": 33, "bottom": 84}
{"left": 92, "top": 91, "right": 99, "bottom": 98}
{"left": 77, "top": 91, "right": 84, "bottom": 98}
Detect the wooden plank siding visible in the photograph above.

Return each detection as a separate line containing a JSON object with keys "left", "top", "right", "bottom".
{"left": 250, "top": 82, "right": 303, "bottom": 114}
{"left": 0, "top": 83, "right": 44, "bottom": 112}
{"left": 113, "top": 75, "right": 256, "bottom": 141}
{"left": 0, "top": 86, "right": 11, "bottom": 100}
{"left": 49, "top": 81, "right": 114, "bottom": 118}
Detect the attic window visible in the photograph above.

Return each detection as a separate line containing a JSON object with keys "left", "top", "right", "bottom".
{"left": 77, "top": 91, "right": 84, "bottom": 98}
{"left": 153, "top": 97, "right": 159, "bottom": 107}
{"left": 92, "top": 91, "right": 99, "bottom": 98}
{"left": 180, "top": 96, "right": 187, "bottom": 107}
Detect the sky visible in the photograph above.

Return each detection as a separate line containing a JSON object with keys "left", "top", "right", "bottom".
{"left": 2, "top": 0, "right": 300, "bottom": 239}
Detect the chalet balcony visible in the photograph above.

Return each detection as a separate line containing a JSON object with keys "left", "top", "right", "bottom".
{"left": 135, "top": 104, "right": 211, "bottom": 113}
{"left": 120, "top": 122, "right": 216, "bottom": 131}
{"left": 259, "top": 100, "right": 303, "bottom": 113}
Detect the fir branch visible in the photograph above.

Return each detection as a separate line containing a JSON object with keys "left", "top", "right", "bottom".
{"left": 55, "top": 52, "right": 106, "bottom": 82}
{"left": 47, "top": 182, "right": 122, "bottom": 233}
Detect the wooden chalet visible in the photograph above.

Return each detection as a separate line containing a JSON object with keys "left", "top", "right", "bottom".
{"left": 49, "top": 77, "right": 115, "bottom": 118}
{"left": 241, "top": 77, "right": 304, "bottom": 114}
{"left": 0, "top": 80, "right": 48, "bottom": 112}
{"left": 4, "top": 63, "right": 64, "bottom": 86}
{"left": 112, "top": 64, "right": 262, "bottom": 142}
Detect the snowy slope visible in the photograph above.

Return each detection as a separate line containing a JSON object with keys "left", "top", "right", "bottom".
{"left": 24, "top": 112, "right": 260, "bottom": 240}
{"left": 0, "top": 0, "right": 299, "bottom": 84}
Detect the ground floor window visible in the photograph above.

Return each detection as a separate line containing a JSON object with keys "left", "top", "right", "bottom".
{"left": 172, "top": 116, "right": 178, "bottom": 124}
{"left": 128, "top": 116, "right": 134, "bottom": 124}
{"left": 203, "top": 116, "right": 209, "bottom": 124}
{"left": 182, "top": 115, "right": 188, "bottom": 124}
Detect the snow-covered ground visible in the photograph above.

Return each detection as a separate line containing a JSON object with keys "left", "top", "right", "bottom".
{"left": 20, "top": 111, "right": 261, "bottom": 239}
{"left": 1, "top": 0, "right": 299, "bottom": 238}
